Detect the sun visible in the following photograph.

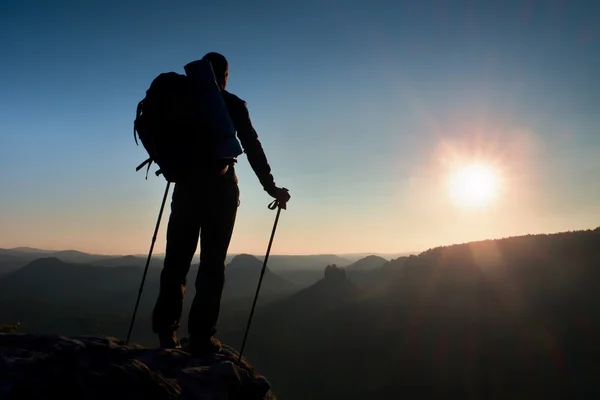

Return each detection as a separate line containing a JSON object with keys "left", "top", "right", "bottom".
{"left": 448, "top": 163, "right": 500, "bottom": 207}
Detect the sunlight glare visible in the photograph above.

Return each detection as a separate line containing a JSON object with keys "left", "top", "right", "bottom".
{"left": 448, "top": 164, "right": 500, "bottom": 207}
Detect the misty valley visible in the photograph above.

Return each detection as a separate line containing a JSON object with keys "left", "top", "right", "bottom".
{"left": 2, "top": 228, "right": 600, "bottom": 399}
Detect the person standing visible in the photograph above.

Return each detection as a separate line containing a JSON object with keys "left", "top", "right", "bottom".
{"left": 151, "top": 52, "right": 291, "bottom": 355}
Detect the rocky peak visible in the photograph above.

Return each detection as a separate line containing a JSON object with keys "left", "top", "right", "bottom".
{"left": 323, "top": 264, "right": 347, "bottom": 282}
{"left": 0, "top": 334, "right": 276, "bottom": 399}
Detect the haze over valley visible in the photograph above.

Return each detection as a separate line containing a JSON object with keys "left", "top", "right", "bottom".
{"left": 3, "top": 228, "right": 600, "bottom": 398}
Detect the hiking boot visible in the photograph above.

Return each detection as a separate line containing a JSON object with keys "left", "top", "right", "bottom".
{"left": 189, "top": 336, "right": 222, "bottom": 356}
{"left": 158, "top": 331, "right": 182, "bottom": 349}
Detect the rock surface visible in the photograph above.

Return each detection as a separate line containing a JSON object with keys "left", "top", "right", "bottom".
{"left": 323, "top": 264, "right": 347, "bottom": 282}
{"left": 0, "top": 334, "right": 276, "bottom": 400}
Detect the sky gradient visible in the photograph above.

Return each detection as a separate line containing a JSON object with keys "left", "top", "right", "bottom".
{"left": 1, "top": 0, "right": 599, "bottom": 256}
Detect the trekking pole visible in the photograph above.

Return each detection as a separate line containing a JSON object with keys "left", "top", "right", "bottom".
{"left": 126, "top": 181, "right": 171, "bottom": 344}
{"left": 237, "top": 199, "right": 283, "bottom": 365}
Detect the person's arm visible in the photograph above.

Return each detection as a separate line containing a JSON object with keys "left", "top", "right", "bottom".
{"left": 224, "top": 92, "right": 277, "bottom": 195}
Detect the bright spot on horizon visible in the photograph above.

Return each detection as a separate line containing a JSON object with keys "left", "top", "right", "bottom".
{"left": 448, "top": 163, "right": 500, "bottom": 208}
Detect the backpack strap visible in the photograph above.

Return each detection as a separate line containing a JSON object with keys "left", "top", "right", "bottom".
{"left": 136, "top": 157, "right": 153, "bottom": 180}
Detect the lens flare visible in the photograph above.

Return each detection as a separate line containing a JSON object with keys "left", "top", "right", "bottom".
{"left": 448, "top": 164, "right": 499, "bottom": 207}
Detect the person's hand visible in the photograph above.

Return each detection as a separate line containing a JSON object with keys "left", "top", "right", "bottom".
{"left": 268, "top": 187, "right": 291, "bottom": 209}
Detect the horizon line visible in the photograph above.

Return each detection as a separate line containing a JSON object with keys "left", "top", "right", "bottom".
{"left": 4, "top": 225, "right": 600, "bottom": 259}
{"left": 0, "top": 246, "right": 420, "bottom": 258}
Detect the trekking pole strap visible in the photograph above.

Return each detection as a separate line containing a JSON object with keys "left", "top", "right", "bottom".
{"left": 268, "top": 200, "right": 279, "bottom": 210}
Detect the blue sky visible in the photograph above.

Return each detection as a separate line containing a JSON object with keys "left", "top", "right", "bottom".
{"left": 1, "top": 0, "right": 599, "bottom": 255}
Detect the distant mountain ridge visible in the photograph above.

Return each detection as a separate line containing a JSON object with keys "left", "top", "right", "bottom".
{"left": 0, "top": 253, "right": 298, "bottom": 341}
{"left": 337, "top": 252, "right": 417, "bottom": 261}
{"left": 224, "top": 254, "right": 296, "bottom": 299}
{"left": 345, "top": 255, "right": 388, "bottom": 271}
{"left": 220, "top": 227, "right": 600, "bottom": 399}
{"left": 2, "top": 247, "right": 54, "bottom": 254}
{"left": 2, "top": 247, "right": 403, "bottom": 269}
{"left": 3, "top": 228, "right": 600, "bottom": 399}
{"left": 0, "top": 247, "right": 380, "bottom": 277}
{"left": 0, "top": 248, "right": 120, "bottom": 272}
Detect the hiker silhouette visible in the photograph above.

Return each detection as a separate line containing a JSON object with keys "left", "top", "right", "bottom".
{"left": 151, "top": 52, "right": 291, "bottom": 355}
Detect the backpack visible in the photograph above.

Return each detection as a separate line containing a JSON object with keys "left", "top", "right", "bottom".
{"left": 133, "top": 72, "right": 207, "bottom": 182}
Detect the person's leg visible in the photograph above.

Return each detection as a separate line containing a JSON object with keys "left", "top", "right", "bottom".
{"left": 188, "top": 169, "right": 239, "bottom": 350}
{"left": 152, "top": 181, "right": 202, "bottom": 346}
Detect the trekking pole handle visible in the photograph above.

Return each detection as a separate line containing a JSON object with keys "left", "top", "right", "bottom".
{"left": 268, "top": 197, "right": 288, "bottom": 210}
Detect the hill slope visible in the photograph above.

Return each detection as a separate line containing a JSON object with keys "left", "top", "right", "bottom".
{"left": 345, "top": 255, "right": 388, "bottom": 271}
{"left": 0, "top": 254, "right": 297, "bottom": 344}
{"left": 224, "top": 254, "right": 296, "bottom": 299}
{"left": 222, "top": 228, "right": 600, "bottom": 400}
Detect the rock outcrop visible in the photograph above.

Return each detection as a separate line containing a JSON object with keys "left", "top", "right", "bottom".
{"left": 0, "top": 334, "right": 275, "bottom": 400}
{"left": 323, "top": 264, "right": 348, "bottom": 282}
